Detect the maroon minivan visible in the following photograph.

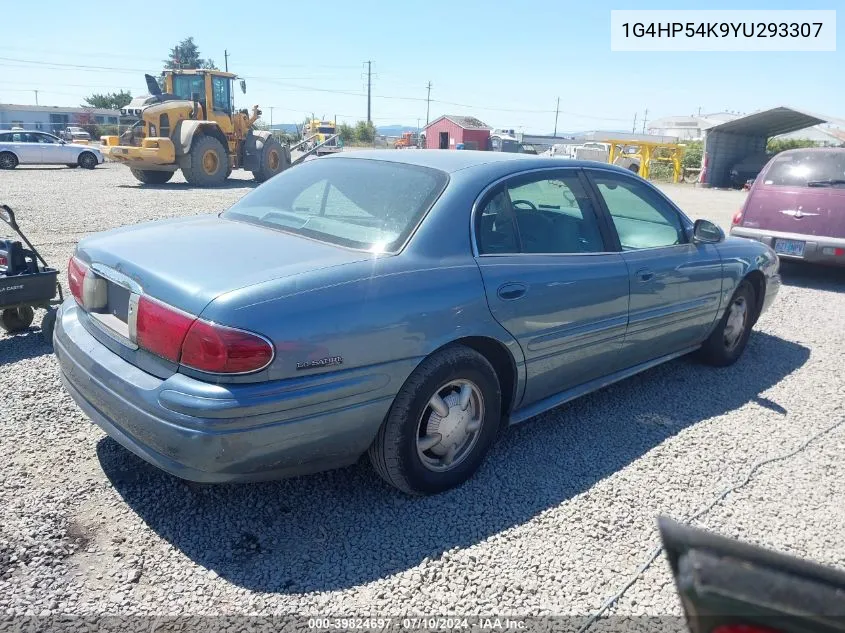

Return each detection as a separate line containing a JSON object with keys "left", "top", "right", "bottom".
{"left": 730, "top": 148, "right": 845, "bottom": 266}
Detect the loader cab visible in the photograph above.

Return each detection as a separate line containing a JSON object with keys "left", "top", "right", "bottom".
{"left": 164, "top": 70, "right": 236, "bottom": 121}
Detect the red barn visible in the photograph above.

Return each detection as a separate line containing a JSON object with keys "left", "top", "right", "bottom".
{"left": 424, "top": 115, "right": 491, "bottom": 150}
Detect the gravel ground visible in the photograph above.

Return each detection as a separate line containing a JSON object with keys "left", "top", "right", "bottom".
{"left": 1, "top": 163, "right": 844, "bottom": 628}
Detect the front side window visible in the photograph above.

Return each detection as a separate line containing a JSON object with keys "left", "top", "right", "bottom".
{"left": 476, "top": 171, "right": 606, "bottom": 255}
{"left": 223, "top": 158, "right": 448, "bottom": 252}
{"left": 211, "top": 76, "right": 231, "bottom": 114}
{"left": 34, "top": 134, "right": 58, "bottom": 144}
{"left": 590, "top": 172, "right": 685, "bottom": 250}
{"left": 172, "top": 75, "right": 206, "bottom": 102}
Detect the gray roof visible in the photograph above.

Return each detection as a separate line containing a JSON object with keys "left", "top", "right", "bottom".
{"left": 705, "top": 106, "right": 841, "bottom": 137}
{"left": 324, "top": 148, "right": 634, "bottom": 174}
{"left": 426, "top": 115, "right": 491, "bottom": 131}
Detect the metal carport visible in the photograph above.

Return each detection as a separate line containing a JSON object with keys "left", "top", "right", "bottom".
{"left": 700, "top": 106, "right": 834, "bottom": 188}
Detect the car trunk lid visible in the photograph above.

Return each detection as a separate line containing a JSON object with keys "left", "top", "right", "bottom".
{"left": 77, "top": 214, "right": 370, "bottom": 316}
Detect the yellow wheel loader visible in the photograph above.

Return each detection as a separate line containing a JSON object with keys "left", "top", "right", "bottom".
{"left": 101, "top": 70, "right": 289, "bottom": 186}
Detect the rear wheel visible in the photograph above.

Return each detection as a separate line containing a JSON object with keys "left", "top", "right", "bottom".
{"left": 182, "top": 135, "right": 228, "bottom": 186}
{"left": 78, "top": 152, "right": 98, "bottom": 170}
{"left": 130, "top": 169, "right": 174, "bottom": 185}
{"left": 0, "top": 152, "right": 18, "bottom": 170}
{"left": 252, "top": 137, "right": 290, "bottom": 183}
{"left": 0, "top": 307, "right": 35, "bottom": 333}
{"left": 697, "top": 280, "right": 756, "bottom": 367}
{"left": 368, "top": 345, "right": 501, "bottom": 495}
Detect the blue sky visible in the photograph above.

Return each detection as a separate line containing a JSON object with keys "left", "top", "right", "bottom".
{"left": 0, "top": 0, "right": 841, "bottom": 132}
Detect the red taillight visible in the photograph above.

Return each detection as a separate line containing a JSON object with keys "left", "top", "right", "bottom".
{"left": 68, "top": 256, "right": 89, "bottom": 305}
{"left": 135, "top": 295, "right": 195, "bottom": 363}
{"left": 732, "top": 209, "right": 744, "bottom": 226}
{"left": 0, "top": 255, "right": 7, "bottom": 267}
{"left": 181, "top": 320, "right": 274, "bottom": 374}
{"left": 836, "top": 248, "right": 845, "bottom": 257}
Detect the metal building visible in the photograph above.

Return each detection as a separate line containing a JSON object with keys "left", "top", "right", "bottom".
{"left": 700, "top": 107, "right": 839, "bottom": 188}
{"left": 424, "top": 115, "right": 491, "bottom": 150}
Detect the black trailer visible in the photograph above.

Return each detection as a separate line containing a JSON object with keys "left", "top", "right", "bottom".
{"left": 0, "top": 205, "right": 63, "bottom": 343}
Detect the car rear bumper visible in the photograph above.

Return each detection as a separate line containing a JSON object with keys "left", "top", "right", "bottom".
{"left": 730, "top": 226, "right": 845, "bottom": 267}
{"left": 54, "top": 301, "right": 401, "bottom": 483}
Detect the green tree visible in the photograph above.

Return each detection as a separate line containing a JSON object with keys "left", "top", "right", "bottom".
{"left": 338, "top": 122, "right": 355, "bottom": 143}
{"left": 354, "top": 120, "right": 376, "bottom": 143}
{"left": 767, "top": 138, "right": 820, "bottom": 154}
{"left": 681, "top": 140, "right": 703, "bottom": 169}
{"left": 82, "top": 90, "right": 133, "bottom": 110}
{"left": 164, "top": 37, "right": 217, "bottom": 70}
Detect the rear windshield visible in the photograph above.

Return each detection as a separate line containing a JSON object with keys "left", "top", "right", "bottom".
{"left": 762, "top": 151, "right": 845, "bottom": 187}
{"left": 222, "top": 158, "right": 448, "bottom": 252}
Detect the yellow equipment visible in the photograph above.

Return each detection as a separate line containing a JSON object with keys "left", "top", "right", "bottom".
{"left": 101, "top": 70, "right": 289, "bottom": 186}
{"left": 606, "top": 139, "right": 685, "bottom": 183}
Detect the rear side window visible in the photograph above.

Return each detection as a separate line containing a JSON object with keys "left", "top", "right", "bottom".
{"left": 763, "top": 151, "right": 845, "bottom": 187}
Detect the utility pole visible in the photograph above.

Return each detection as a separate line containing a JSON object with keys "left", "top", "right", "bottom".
{"left": 33, "top": 90, "right": 39, "bottom": 106}
{"left": 642, "top": 108, "right": 648, "bottom": 134}
{"left": 269, "top": 107, "right": 274, "bottom": 129}
{"left": 697, "top": 106, "right": 702, "bottom": 117}
{"left": 425, "top": 81, "right": 432, "bottom": 125}
{"left": 632, "top": 112, "right": 637, "bottom": 133}
{"left": 554, "top": 97, "right": 560, "bottom": 136}
{"left": 365, "top": 61, "right": 372, "bottom": 124}
{"left": 224, "top": 49, "right": 229, "bottom": 72}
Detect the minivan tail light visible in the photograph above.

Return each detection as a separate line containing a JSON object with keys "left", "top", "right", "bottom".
{"left": 134, "top": 295, "right": 195, "bottom": 363}
{"left": 181, "top": 320, "right": 274, "bottom": 374}
{"left": 732, "top": 209, "right": 744, "bottom": 226}
{"left": 68, "top": 256, "right": 89, "bottom": 306}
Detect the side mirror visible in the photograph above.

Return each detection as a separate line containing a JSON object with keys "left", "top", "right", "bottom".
{"left": 0, "top": 204, "right": 17, "bottom": 229}
{"left": 692, "top": 219, "right": 724, "bottom": 244}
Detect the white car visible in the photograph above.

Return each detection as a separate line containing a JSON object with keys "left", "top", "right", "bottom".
{"left": 0, "top": 130, "right": 104, "bottom": 170}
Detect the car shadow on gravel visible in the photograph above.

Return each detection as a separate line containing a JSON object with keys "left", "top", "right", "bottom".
{"left": 778, "top": 261, "right": 845, "bottom": 293}
{"left": 96, "top": 331, "right": 809, "bottom": 594}
{"left": 0, "top": 329, "right": 53, "bottom": 363}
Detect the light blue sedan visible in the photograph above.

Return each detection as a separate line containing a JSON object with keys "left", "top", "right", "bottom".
{"left": 54, "top": 151, "right": 781, "bottom": 495}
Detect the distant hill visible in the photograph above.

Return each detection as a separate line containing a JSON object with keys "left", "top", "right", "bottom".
{"left": 269, "top": 123, "right": 299, "bottom": 134}
{"left": 269, "top": 122, "right": 418, "bottom": 136}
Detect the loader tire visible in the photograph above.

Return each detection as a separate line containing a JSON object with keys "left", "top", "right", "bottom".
{"left": 130, "top": 169, "right": 174, "bottom": 185}
{"left": 182, "top": 135, "right": 228, "bottom": 186}
{"left": 252, "top": 138, "right": 290, "bottom": 183}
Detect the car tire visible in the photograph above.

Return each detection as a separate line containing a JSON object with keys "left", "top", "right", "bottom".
{"left": 130, "top": 169, "right": 174, "bottom": 185}
{"left": 252, "top": 137, "right": 290, "bottom": 183}
{"left": 368, "top": 344, "right": 502, "bottom": 495}
{"left": 182, "top": 135, "right": 228, "bottom": 186}
{"left": 0, "top": 152, "right": 18, "bottom": 170}
{"left": 41, "top": 309, "right": 57, "bottom": 345}
{"left": 697, "top": 280, "right": 756, "bottom": 367}
{"left": 0, "top": 307, "right": 35, "bottom": 333}
{"left": 78, "top": 152, "right": 98, "bottom": 170}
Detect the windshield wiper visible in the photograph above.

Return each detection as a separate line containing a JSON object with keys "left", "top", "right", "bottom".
{"left": 807, "top": 179, "right": 845, "bottom": 187}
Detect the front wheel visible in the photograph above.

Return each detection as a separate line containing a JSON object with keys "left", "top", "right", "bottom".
{"left": 78, "top": 152, "right": 98, "bottom": 169}
{"left": 368, "top": 345, "right": 501, "bottom": 495}
{"left": 130, "top": 169, "right": 174, "bottom": 185}
{"left": 182, "top": 135, "right": 228, "bottom": 186}
{"left": 697, "top": 280, "right": 756, "bottom": 367}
